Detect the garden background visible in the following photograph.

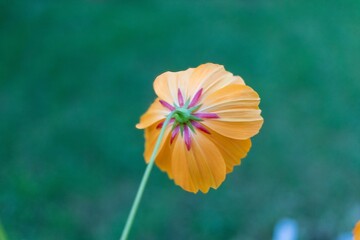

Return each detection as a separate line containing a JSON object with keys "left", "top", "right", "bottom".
{"left": 1, "top": 0, "right": 360, "bottom": 239}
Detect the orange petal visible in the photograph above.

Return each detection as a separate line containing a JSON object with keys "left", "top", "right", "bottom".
{"left": 187, "top": 63, "right": 245, "bottom": 100}
{"left": 153, "top": 63, "right": 244, "bottom": 105}
{"left": 171, "top": 131, "right": 226, "bottom": 193}
{"left": 143, "top": 121, "right": 171, "bottom": 163}
{"left": 203, "top": 120, "right": 263, "bottom": 140}
{"left": 207, "top": 128, "right": 252, "bottom": 173}
{"left": 200, "top": 84, "right": 263, "bottom": 139}
{"left": 154, "top": 133, "right": 175, "bottom": 179}
{"left": 354, "top": 221, "right": 360, "bottom": 240}
{"left": 153, "top": 68, "right": 193, "bottom": 106}
{"left": 136, "top": 98, "right": 168, "bottom": 129}
{"left": 201, "top": 84, "right": 260, "bottom": 112}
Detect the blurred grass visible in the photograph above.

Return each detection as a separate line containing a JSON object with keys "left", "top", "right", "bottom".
{"left": 1, "top": 0, "right": 360, "bottom": 239}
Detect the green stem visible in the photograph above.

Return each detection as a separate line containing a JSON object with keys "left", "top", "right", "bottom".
{"left": 120, "top": 112, "right": 174, "bottom": 240}
{"left": 0, "top": 221, "right": 8, "bottom": 240}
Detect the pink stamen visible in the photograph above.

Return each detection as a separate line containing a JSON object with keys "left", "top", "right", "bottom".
{"left": 156, "top": 119, "right": 174, "bottom": 129}
{"left": 159, "top": 99, "right": 175, "bottom": 111}
{"left": 183, "top": 125, "right": 191, "bottom": 151}
{"left": 170, "top": 125, "right": 180, "bottom": 144}
{"left": 191, "top": 121, "right": 210, "bottom": 134}
{"left": 188, "top": 88, "right": 203, "bottom": 108}
{"left": 178, "top": 89, "right": 184, "bottom": 107}
{"left": 193, "top": 112, "right": 219, "bottom": 119}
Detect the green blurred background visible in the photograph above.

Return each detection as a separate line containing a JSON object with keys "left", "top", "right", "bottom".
{"left": 1, "top": 1, "right": 360, "bottom": 239}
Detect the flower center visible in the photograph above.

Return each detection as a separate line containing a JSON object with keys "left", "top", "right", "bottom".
{"left": 173, "top": 107, "right": 192, "bottom": 124}
{"left": 158, "top": 88, "right": 219, "bottom": 151}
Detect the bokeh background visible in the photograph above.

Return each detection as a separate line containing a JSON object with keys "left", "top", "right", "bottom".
{"left": 1, "top": 1, "right": 360, "bottom": 239}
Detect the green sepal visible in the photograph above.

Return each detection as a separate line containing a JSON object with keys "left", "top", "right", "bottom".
{"left": 188, "top": 104, "right": 202, "bottom": 113}
{"left": 187, "top": 123, "right": 196, "bottom": 133}
{"left": 184, "top": 99, "right": 190, "bottom": 108}
{"left": 174, "top": 113, "right": 183, "bottom": 123}
{"left": 171, "top": 122, "right": 178, "bottom": 131}
{"left": 179, "top": 124, "right": 184, "bottom": 136}
{"left": 189, "top": 115, "right": 203, "bottom": 121}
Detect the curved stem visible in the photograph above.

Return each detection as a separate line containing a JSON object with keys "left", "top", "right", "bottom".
{"left": 0, "top": 221, "right": 8, "bottom": 240}
{"left": 120, "top": 112, "right": 174, "bottom": 240}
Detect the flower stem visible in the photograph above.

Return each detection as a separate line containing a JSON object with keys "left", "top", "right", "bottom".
{"left": 120, "top": 112, "right": 174, "bottom": 240}
{"left": 0, "top": 221, "right": 8, "bottom": 240}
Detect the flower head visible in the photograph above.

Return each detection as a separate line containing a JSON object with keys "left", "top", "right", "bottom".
{"left": 354, "top": 221, "right": 360, "bottom": 240}
{"left": 136, "top": 63, "right": 263, "bottom": 193}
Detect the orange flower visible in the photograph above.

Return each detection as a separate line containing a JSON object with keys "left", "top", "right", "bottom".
{"left": 136, "top": 63, "right": 263, "bottom": 193}
{"left": 354, "top": 221, "right": 360, "bottom": 240}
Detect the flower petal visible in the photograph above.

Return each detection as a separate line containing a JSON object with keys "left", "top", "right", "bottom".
{"left": 354, "top": 221, "right": 360, "bottom": 240}
{"left": 136, "top": 98, "right": 168, "bottom": 129}
{"left": 143, "top": 120, "right": 176, "bottom": 179}
{"left": 155, "top": 134, "right": 175, "bottom": 179}
{"left": 153, "top": 64, "right": 244, "bottom": 106}
{"left": 200, "top": 84, "right": 263, "bottom": 139}
{"left": 207, "top": 129, "right": 252, "bottom": 173}
{"left": 153, "top": 68, "right": 193, "bottom": 105}
{"left": 143, "top": 121, "right": 172, "bottom": 163}
{"left": 171, "top": 131, "right": 226, "bottom": 193}
{"left": 203, "top": 120, "right": 263, "bottom": 140}
{"left": 201, "top": 84, "right": 261, "bottom": 112}
{"left": 187, "top": 63, "right": 245, "bottom": 100}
